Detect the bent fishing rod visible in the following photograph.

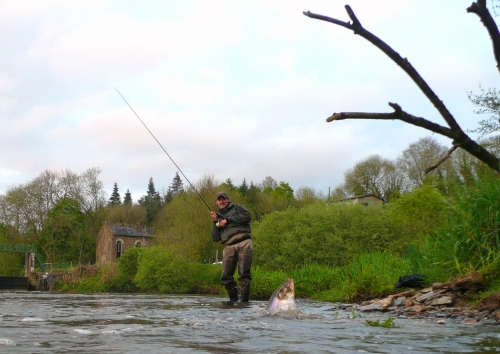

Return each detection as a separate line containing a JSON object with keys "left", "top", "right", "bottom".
{"left": 115, "top": 87, "right": 217, "bottom": 215}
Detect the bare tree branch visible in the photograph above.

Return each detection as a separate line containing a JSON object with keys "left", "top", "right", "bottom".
{"left": 467, "top": 0, "right": 500, "bottom": 75}
{"left": 327, "top": 102, "right": 453, "bottom": 137}
{"left": 303, "top": 8, "right": 461, "bottom": 132}
{"left": 303, "top": 4, "right": 500, "bottom": 173}
{"left": 425, "top": 145, "right": 459, "bottom": 174}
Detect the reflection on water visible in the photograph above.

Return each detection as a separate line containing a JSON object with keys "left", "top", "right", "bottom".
{"left": 0, "top": 291, "right": 499, "bottom": 353}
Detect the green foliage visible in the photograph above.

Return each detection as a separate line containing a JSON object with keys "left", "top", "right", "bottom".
{"left": 415, "top": 177, "right": 500, "bottom": 280}
{"left": 134, "top": 246, "right": 199, "bottom": 293}
{"left": 138, "top": 177, "right": 162, "bottom": 226}
{"left": 0, "top": 223, "right": 25, "bottom": 276}
{"left": 317, "top": 252, "right": 413, "bottom": 302}
{"left": 468, "top": 87, "right": 500, "bottom": 137}
{"left": 365, "top": 317, "right": 399, "bottom": 328}
{"left": 39, "top": 197, "right": 94, "bottom": 264}
{"left": 111, "top": 247, "right": 143, "bottom": 292}
{"left": 387, "top": 185, "right": 448, "bottom": 246}
{"left": 108, "top": 182, "right": 121, "bottom": 206}
{"left": 253, "top": 202, "right": 403, "bottom": 270}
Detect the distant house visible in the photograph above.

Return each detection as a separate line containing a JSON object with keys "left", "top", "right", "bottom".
{"left": 339, "top": 194, "right": 384, "bottom": 206}
{"left": 96, "top": 222, "right": 153, "bottom": 265}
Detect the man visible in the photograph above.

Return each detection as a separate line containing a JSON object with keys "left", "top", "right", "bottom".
{"left": 210, "top": 191, "right": 253, "bottom": 302}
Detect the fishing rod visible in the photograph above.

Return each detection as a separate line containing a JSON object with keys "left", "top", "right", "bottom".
{"left": 115, "top": 87, "right": 216, "bottom": 214}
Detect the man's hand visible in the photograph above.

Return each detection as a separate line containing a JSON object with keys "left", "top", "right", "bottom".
{"left": 210, "top": 211, "right": 218, "bottom": 221}
{"left": 218, "top": 219, "right": 227, "bottom": 227}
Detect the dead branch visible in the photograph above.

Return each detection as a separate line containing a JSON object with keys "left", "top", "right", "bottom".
{"left": 467, "top": 0, "right": 500, "bottom": 74}
{"left": 303, "top": 4, "right": 500, "bottom": 173}
{"left": 327, "top": 102, "right": 453, "bottom": 138}
{"left": 425, "top": 145, "right": 459, "bottom": 174}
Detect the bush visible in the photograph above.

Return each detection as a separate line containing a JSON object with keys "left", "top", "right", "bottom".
{"left": 253, "top": 202, "right": 402, "bottom": 270}
{"left": 317, "top": 252, "right": 413, "bottom": 302}
{"left": 109, "top": 248, "right": 143, "bottom": 292}
{"left": 134, "top": 246, "right": 200, "bottom": 293}
{"left": 417, "top": 177, "right": 500, "bottom": 280}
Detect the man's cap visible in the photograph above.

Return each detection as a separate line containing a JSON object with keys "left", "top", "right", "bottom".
{"left": 215, "top": 192, "right": 228, "bottom": 200}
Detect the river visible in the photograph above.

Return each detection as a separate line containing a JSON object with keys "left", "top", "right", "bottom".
{"left": 0, "top": 291, "right": 499, "bottom": 353}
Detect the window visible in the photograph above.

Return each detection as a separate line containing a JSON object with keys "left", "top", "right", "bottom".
{"left": 135, "top": 241, "right": 141, "bottom": 248}
{"left": 116, "top": 240, "right": 122, "bottom": 258}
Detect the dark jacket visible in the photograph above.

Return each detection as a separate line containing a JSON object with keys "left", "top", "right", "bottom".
{"left": 211, "top": 202, "right": 251, "bottom": 244}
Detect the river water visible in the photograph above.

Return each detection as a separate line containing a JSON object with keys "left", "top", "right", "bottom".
{"left": 0, "top": 291, "right": 499, "bottom": 353}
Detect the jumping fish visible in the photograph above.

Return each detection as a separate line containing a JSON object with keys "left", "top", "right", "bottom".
{"left": 267, "top": 278, "right": 296, "bottom": 311}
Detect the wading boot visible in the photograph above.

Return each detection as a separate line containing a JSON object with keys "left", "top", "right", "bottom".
{"left": 239, "top": 294, "right": 250, "bottom": 303}
{"left": 226, "top": 285, "right": 239, "bottom": 302}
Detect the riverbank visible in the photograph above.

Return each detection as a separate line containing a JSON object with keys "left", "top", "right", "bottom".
{"left": 344, "top": 272, "right": 500, "bottom": 326}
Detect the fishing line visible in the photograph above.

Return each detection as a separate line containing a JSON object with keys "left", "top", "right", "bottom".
{"left": 115, "top": 87, "right": 214, "bottom": 213}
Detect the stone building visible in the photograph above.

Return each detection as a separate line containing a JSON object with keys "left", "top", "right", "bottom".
{"left": 96, "top": 222, "right": 152, "bottom": 264}
{"left": 339, "top": 194, "right": 384, "bottom": 206}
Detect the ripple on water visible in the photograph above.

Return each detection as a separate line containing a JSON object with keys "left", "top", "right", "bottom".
{"left": 21, "top": 317, "right": 45, "bottom": 322}
{"left": 0, "top": 338, "right": 16, "bottom": 346}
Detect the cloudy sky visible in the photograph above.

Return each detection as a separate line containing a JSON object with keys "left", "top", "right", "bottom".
{"left": 1, "top": 0, "right": 498, "bottom": 201}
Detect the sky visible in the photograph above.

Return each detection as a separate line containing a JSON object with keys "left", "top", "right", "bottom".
{"left": 1, "top": 0, "right": 499, "bottom": 202}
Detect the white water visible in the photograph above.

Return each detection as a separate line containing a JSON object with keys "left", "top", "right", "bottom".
{"left": 0, "top": 291, "right": 499, "bottom": 353}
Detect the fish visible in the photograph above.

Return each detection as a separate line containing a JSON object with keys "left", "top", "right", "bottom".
{"left": 267, "top": 278, "right": 296, "bottom": 311}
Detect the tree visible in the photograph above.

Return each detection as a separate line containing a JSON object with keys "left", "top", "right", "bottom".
{"left": 303, "top": 1, "right": 500, "bottom": 173}
{"left": 39, "top": 197, "right": 89, "bottom": 264}
{"left": 108, "top": 182, "right": 121, "bottom": 206}
{"left": 239, "top": 178, "right": 249, "bottom": 196}
{"left": 225, "top": 178, "right": 235, "bottom": 190}
{"left": 261, "top": 176, "right": 278, "bottom": 190}
{"left": 468, "top": 87, "right": 500, "bottom": 136}
{"left": 164, "top": 172, "right": 185, "bottom": 204}
{"left": 139, "top": 177, "right": 162, "bottom": 225}
{"left": 123, "top": 189, "right": 133, "bottom": 205}
{"left": 398, "top": 137, "right": 448, "bottom": 189}
{"left": 344, "top": 154, "right": 403, "bottom": 201}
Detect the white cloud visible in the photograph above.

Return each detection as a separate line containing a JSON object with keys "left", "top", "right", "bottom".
{"left": 22, "top": 2, "right": 242, "bottom": 81}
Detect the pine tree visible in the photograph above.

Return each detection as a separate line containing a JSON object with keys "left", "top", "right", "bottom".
{"left": 164, "top": 171, "right": 184, "bottom": 204}
{"left": 123, "top": 189, "right": 132, "bottom": 205}
{"left": 239, "top": 178, "right": 249, "bottom": 196}
{"left": 139, "top": 177, "right": 162, "bottom": 225}
{"left": 108, "top": 182, "right": 121, "bottom": 206}
{"left": 225, "top": 178, "right": 234, "bottom": 189}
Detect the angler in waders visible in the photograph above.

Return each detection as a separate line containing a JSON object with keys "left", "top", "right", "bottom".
{"left": 210, "top": 192, "right": 253, "bottom": 303}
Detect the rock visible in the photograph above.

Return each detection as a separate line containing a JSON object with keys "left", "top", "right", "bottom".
{"left": 405, "top": 298, "right": 414, "bottom": 307}
{"left": 392, "top": 297, "right": 406, "bottom": 307}
{"left": 359, "top": 303, "right": 385, "bottom": 312}
{"left": 406, "top": 304, "right": 427, "bottom": 313}
{"left": 429, "top": 296, "right": 454, "bottom": 306}
{"left": 460, "top": 318, "right": 478, "bottom": 325}
{"left": 415, "top": 291, "right": 438, "bottom": 303}
{"left": 475, "top": 292, "right": 500, "bottom": 311}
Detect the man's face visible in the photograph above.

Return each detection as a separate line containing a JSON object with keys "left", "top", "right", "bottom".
{"left": 216, "top": 196, "right": 229, "bottom": 209}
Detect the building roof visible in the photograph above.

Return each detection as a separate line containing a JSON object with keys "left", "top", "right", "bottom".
{"left": 339, "top": 194, "right": 384, "bottom": 201}
{"left": 105, "top": 222, "right": 152, "bottom": 237}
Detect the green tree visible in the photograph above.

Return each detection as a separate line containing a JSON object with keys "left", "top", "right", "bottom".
{"left": 239, "top": 178, "right": 249, "bottom": 196}
{"left": 0, "top": 222, "right": 24, "bottom": 275}
{"left": 468, "top": 87, "right": 500, "bottom": 137}
{"left": 38, "top": 197, "right": 90, "bottom": 264}
{"left": 164, "top": 172, "right": 184, "bottom": 204}
{"left": 225, "top": 178, "right": 235, "bottom": 190}
{"left": 108, "top": 182, "right": 121, "bottom": 206}
{"left": 344, "top": 155, "right": 403, "bottom": 201}
{"left": 138, "top": 177, "right": 162, "bottom": 226}
{"left": 123, "top": 189, "right": 132, "bottom": 205}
